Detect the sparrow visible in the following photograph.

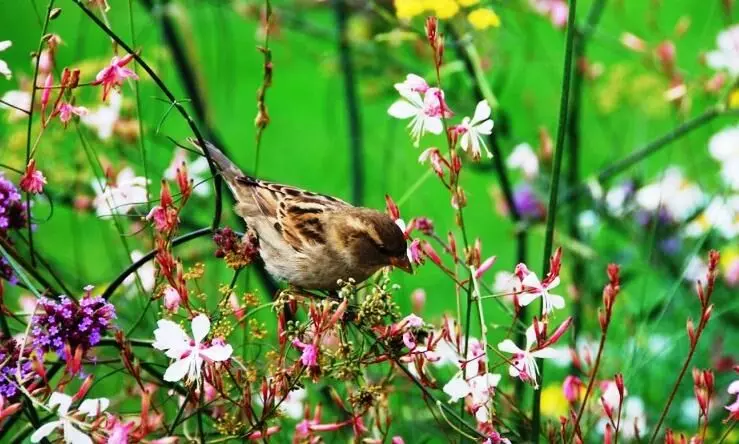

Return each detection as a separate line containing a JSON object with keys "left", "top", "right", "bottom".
{"left": 190, "top": 139, "right": 413, "bottom": 290}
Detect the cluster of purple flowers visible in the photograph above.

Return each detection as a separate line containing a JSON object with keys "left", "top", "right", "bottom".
{"left": 31, "top": 287, "right": 116, "bottom": 361}
{"left": 0, "top": 174, "right": 29, "bottom": 284}
{"left": 0, "top": 336, "right": 37, "bottom": 402}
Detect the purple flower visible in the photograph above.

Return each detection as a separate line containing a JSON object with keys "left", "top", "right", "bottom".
{"left": 0, "top": 336, "right": 40, "bottom": 402}
{"left": 513, "top": 183, "right": 546, "bottom": 221}
{"left": 31, "top": 287, "right": 116, "bottom": 371}
{"left": 0, "top": 174, "right": 29, "bottom": 284}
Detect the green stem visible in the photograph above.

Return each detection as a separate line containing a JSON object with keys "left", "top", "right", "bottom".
{"left": 533, "top": 0, "right": 579, "bottom": 439}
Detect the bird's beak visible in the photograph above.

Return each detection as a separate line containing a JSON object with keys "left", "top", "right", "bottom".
{"left": 390, "top": 256, "right": 413, "bottom": 274}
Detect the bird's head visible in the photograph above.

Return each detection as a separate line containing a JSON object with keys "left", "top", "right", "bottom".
{"left": 337, "top": 209, "right": 413, "bottom": 275}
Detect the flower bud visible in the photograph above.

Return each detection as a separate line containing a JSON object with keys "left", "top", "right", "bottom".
{"left": 475, "top": 256, "right": 496, "bottom": 280}
{"left": 620, "top": 32, "right": 646, "bottom": 52}
{"left": 411, "top": 289, "right": 426, "bottom": 313}
{"left": 563, "top": 375, "right": 582, "bottom": 402}
{"left": 421, "top": 241, "right": 442, "bottom": 267}
{"left": 385, "top": 194, "right": 401, "bottom": 221}
{"left": 686, "top": 318, "right": 696, "bottom": 346}
{"left": 162, "top": 285, "right": 181, "bottom": 312}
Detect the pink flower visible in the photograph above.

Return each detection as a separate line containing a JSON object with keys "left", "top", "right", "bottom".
{"left": 293, "top": 339, "right": 318, "bottom": 367}
{"left": 55, "top": 102, "right": 88, "bottom": 124}
{"left": 497, "top": 325, "right": 557, "bottom": 389}
{"left": 93, "top": 54, "right": 139, "bottom": 101}
{"left": 407, "top": 239, "right": 423, "bottom": 265}
{"left": 162, "top": 286, "right": 181, "bottom": 312}
{"left": 518, "top": 271, "right": 565, "bottom": 315}
{"left": 106, "top": 417, "right": 135, "bottom": 444}
{"left": 392, "top": 437, "right": 405, "bottom": 444}
{"left": 563, "top": 375, "right": 582, "bottom": 402}
{"left": 19, "top": 159, "right": 46, "bottom": 194}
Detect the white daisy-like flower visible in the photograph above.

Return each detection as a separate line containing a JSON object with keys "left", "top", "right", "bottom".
{"left": 91, "top": 167, "right": 149, "bottom": 217}
{"left": 635, "top": 166, "right": 705, "bottom": 222}
{"left": 388, "top": 86, "right": 449, "bottom": 147}
{"left": 706, "top": 24, "right": 739, "bottom": 77}
{"left": 0, "top": 89, "right": 31, "bottom": 121}
{"left": 458, "top": 100, "right": 495, "bottom": 160}
{"left": 152, "top": 314, "right": 233, "bottom": 385}
{"left": 506, "top": 143, "right": 539, "bottom": 179}
{"left": 708, "top": 125, "right": 739, "bottom": 190}
{"left": 81, "top": 90, "right": 122, "bottom": 141}
{"left": 0, "top": 40, "right": 12, "bottom": 79}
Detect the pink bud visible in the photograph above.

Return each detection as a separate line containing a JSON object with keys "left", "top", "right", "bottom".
{"left": 475, "top": 256, "right": 496, "bottom": 280}
{"left": 615, "top": 373, "right": 625, "bottom": 399}
{"left": 687, "top": 318, "right": 696, "bottom": 346}
{"left": 620, "top": 32, "right": 646, "bottom": 52}
{"left": 656, "top": 40, "right": 677, "bottom": 74}
{"left": 40, "top": 74, "right": 53, "bottom": 121}
{"left": 563, "top": 375, "right": 582, "bottom": 402}
{"left": 385, "top": 194, "right": 400, "bottom": 221}
{"left": 162, "top": 286, "right": 181, "bottom": 311}
{"left": 392, "top": 437, "right": 405, "bottom": 444}
{"left": 411, "top": 289, "right": 426, "bottom": 313}
{"left": 421, "top": 241, "right": 442, "bottom": 267}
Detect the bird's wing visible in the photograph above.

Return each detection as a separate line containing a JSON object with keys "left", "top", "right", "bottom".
{"left": 235, "top": 176, "right": 351, "bottom": 252}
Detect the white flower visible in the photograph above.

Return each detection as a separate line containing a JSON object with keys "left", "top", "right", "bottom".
{"left": 493, "top": 271, "right": 520, "bottom": 300}
{"left": 394, "top": 73, "right": 429, "bottom": 96}
{"left": 497, "top": 325, "right": 557, "bottom": 389}
{"left": 91, "top": 167, "right": 148, "bottom": 217}
{"left": 599, "top": 380, "right": 625, "bottom": 411}
{"left": 443, "top": 372, "right": 500, "bottom": 410}
{"left": 597, "top": 397, "right": 647, "bottom": 439}
{"left": 0, "top": 89, "right": 31, "bottom": 121}
{"left": 164, "top": 148, "right": 212, "bottom": 197}
{"left": 30, "top": 392, "right": 108, "bottom": 444}
{"left": 517, "top": 271, "right": 565, "bottom": 315}
{"left": 635, "top": 167, "right": 705, "bottom": 222}
{"left": 280, "top": 387, "right": 307, "bottom": 420}
{"left": 388, "top": 84, "right": 448, "bottom": 147}
{"left": 506, "top": 143, "right": 538, "bottom": 178}
{"left": 0, "top": 40, "right": 12, "bottom": 79}
{"left": 709, "top": 125, "right": 739, "bottom": 190}
{"left": 684, "top": 255, "right": 709, "bottom": 283}
{"left": 458, "top": 100, "right": 494, "bottom": 160}
{"left": 81, "top": 90, "right": 122, "bottom": 140}
{"left": 605, "top": 182, "right": 634, "bottom": 216}
{"left": 152, "top": 314, "right": 233, "bottom": 385}
{"left": 684, "top": 196, "right": 738, "bottom": 239}
{"left": 706, "top": 24, "right": 739, "bottom": 77}
{"left": 123, "top": 250, "right": 156, "bottom": 293}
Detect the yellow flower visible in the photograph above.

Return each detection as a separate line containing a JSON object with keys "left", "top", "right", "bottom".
{"left": 458, "top": 0, "right": 480, "bottom": 5}
{"left": 426, "top": 0, "right": 460, "bottom": 19}
{"left": 467, "top": 8, "right": 501, "bottom": 30}
{"left": 394, "top": 0, "right": 425, "bottom": 20}
{"left": 728, "top": 88, "right": 739, "bottom": 109}
{"left": 540, "top": 384, "right": 569, "bottom": 418}
{"left": 720, "top": 246, "right": 739, "bottom": 275}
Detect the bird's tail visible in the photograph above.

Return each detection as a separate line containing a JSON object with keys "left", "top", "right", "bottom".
{"left": 188, "top": 137, "right": 244, "bottom": 183}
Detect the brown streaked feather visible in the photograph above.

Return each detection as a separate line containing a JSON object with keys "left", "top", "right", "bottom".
{"left": 234, "top": 176, "right": 351, "bottom": 253}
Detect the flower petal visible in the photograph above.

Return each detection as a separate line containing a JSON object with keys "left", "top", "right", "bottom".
{"left": 521, "top": 272, "right": 542, "bottom": 290}
{"left": 63, "top": 421, "right": 92, "bottom": 444}
{"left": 424, "top": 116, "right": 444, "bottom": 135}
{"left": 531, "top": 346, "right": 559, "bottom": 359}
{"left": 48, "top": 392, "right": 73, "bottom": 416}
{"left": 525, "top": 325, "right": 537, "bottom": 350}
{"left": 497, "top": 339, "right": 522, "bottom": 354}
{"left": 548, "top": 294, "right": 566, "bottom": 310}
{"left": 200, "top": 344, "right": 233, "bottom": 362}
{"left": 30, "top": 421, "right": 60, "bottom": 443}
{"left": 388, "top": 100, "right": 418, "bottom": 119}
{"left": 471, "top": 100, "right": 491, "bottom": 124}
{"left": 152, "top": 319, "right": 189, "bottom": 354}
{"left": 191, "top": 314, "right": 211, "bottom": 344}
{"left": 163, "top": 356, "right": 192, "bottom": 382}
{"left": 78, "top": 398, "right": 109, "bottom": 417}
{"left": 517, "top": 292, "right": 539, "bottom": 307}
